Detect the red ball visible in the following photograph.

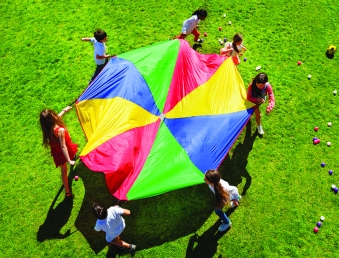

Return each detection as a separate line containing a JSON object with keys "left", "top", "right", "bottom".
{"left": 314, "top": 127, "right": 319, "bottom": 132}
{"left": 313, "top": 227, "right": 319, "bottom": 233}
{"left": 219, "top": 27, "right": 222, "bottom": 31}
{"left": 204, "top": 32, "right": 207, "bottom": 37}
{"left": 298, "top": 61, "right": 302, "bottom": 66}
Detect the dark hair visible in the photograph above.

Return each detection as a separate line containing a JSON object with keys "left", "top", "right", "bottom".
{"left": 94, "top": 30, "right": 107, "bottom": 42}
{"left": 39, "top": 109, "right": 66, "bottom": 148}
{"left": 92, "top": 202, "right": 108, "bottom": 220}
{"left": 232, "top": 33, "right": 243, "bottom": 54}
{"left": 192, "top": 9, "right": 207, "bottom": 19}
{"left": 251, "top": 73, "right": 269, "bottom": 98}
{"left": 205, "top": 170, "right": 230, "bottom": 209}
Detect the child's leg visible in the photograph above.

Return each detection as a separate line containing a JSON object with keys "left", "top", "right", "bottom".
{"left": 254, "top": 106, "right": 261, "bottom": 126}
{"left": 110, "top": 236, "right": 130, "bottom": 249}
{"left": 60, "top": 163, "right": 71, "bottom": 194}
{"left": 91, "top": 64, "right": 105, "bottom": 82}
{"left": 191, "top": 28, "right": 200, "bottom": 41}
{"left": 232, "top": 55, "right": 240, "bottom": 65}
{"left": 214, "top": 209, "right": 230, "bottom": 224}
{"left": 174, "top": 33, "right": 187, "bottom": 39}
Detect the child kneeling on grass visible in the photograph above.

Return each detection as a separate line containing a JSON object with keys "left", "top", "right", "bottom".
{"left": 92, "top": 202, "right": 136, "bottom": 256}
{"left": 204, "top": 170, "right": 241, "bottom": 232}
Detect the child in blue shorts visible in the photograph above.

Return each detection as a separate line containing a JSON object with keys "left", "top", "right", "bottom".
{"left": 81, "top": 30, "right": 114, "bottom": 82}
{"left": 92, "top": 202, "right": 136, "bottom": 256}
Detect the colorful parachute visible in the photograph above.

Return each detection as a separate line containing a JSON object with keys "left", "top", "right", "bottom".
{"left": 76, "top": 39, "right": 256, "bottom": 200}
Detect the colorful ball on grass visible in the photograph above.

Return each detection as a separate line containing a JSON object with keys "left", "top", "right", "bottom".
{"left": 328, "top": 122, "right": 332, "bottom": 127}
{"left": 313, "top": 227, "right": 319, "bottom": 233}
{"left": 308, "top": 74, "right": 312, "bottom": 79}
{"left": 321, "top": 162, "right": 325, "bottom": 167}
{"left": 329, "top": 170, "right": 333, "bottom": 175}
{"left": 320, "top": 216, "right": 325, "bottom": 221}
{"left": 334, "top": 188, "right": 339, "bottom": 194}
{"left": 204, "top": 32, "right": 207, "bottom": 37}
{"left": 223, "top": 14, "right": 226, "bottom": 17}
{"left": 74, "top": 175, "right": 79, "bottom": 181}
{"left": 228, "top": 21, "right": 232, "bottom": 25}
{"left": 333, "top": 90, "right": 337, "bottom": 95}
{"left": 219, "top": 27, "right": 222, "bottom": 31}
{"left": 314, "top": 127, "right": 319, "bottom": 132}
{"left": 224, "top": 37, "right": 227, "bottom": 42}
{"left": 327, "top": 142, "right": 331, "bottom": 146}
{"left": 298, "top": 61, "right": 302, "bottom": 65}
{"left": 244, "top": 57, "right": 247, "bottom": 61}
{"left": 332, "top": 184, "right": 337, "bottom": 189}
{"left": 317, "top": 222, "right": 322, "bottom": 227}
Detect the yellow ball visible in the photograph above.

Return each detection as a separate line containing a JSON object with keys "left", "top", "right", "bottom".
{"left": 327, "top": 45, "right": 337, "bottom": 54}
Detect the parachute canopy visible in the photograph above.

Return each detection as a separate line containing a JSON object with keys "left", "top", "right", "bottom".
{"left": 76, "top": 39, "right": 255, "bottom": 200}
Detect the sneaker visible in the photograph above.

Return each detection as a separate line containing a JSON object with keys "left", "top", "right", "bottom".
{"left": 218, "top": 221, "right": 232, "bottom": 232}
{"left": 129, "top": 244, "right": 136, "bottom": 257}
{"left": 195, "top": 38, "right": 204, "bottom": 43}
{"left": 257, "top": 125, "right": 264, "bottom": 135}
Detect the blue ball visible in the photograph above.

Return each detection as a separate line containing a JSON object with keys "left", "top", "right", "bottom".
{"left": 321, "top": 162, "right": 326, "bottom": 167}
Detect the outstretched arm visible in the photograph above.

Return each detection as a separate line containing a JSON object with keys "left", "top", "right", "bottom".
{"left": 81, "top": 37, "right": 91, "bottom": 41}
{"left": 96, "top": 53, "right": 112, "bottom": 59}
{"left": 114, "top": 205, "right": 131, "bottom": 215}
{"left": 58, "top": 128, "right": 75, "bottom": 165}
{"left": 58, "top": 106, "right": 72, "bottom": 117}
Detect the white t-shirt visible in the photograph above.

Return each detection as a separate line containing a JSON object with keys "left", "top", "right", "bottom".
{"left": 208, "top": 179, "right": 239, "bottom": 199}
{"left": 94, "top": 206, "right": 125, "bottom": 242}
{"left": 90, "top": 38, "right": 106, "bottom": 65}
{"left": 181, "top": 15, "right": 200, "bottom": 34}
{"left": 224, "top": 41, "right": 243, "bottom": 57}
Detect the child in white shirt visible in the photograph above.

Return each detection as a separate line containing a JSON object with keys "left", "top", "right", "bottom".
{"left": 174, "top": 9, "right": 207, "bottom": 43}
{"left": 81, "top": 30, "right": 114, "bottom": 82}
{"left": 92, "top": 202, "right": 136, "bottom": 256}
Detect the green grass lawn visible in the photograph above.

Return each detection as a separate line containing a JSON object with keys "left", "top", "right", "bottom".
{"left": 1, "top": 0, "right": 339, "bottom": 257}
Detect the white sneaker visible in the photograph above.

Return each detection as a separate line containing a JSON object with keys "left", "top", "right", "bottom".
{"left": 218, "top": 221, "right": 232, "bottom": 232}
{"left": 257, "top": 125, "right": 264, "bottom": 135}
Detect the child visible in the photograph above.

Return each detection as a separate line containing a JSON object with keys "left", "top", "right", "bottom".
{"left": 204, "top": 170, "right": 241, "bottom": 232}
{"left": 220, "top": 33, "right": 246, "bottom": 65}
{"left": 174, "top": 9, "right": 208, "bottom": 43}
{"left": 247, "top": 73, "right": 275, "bottom": 135}
{"left": 81, "top": 29, "right": 113, "bottom": 82}
{"left": 92, "top": 203, "right": 136, "bottom": 256}
{"left": 39, "top": 107, "right": 78, "bottom": 197}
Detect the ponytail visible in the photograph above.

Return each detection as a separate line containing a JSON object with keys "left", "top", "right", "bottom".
{"left": 232, "top": 33, "right": 243, "bottom": 54}
{"left": 205, "top": 170, "right": 230, "bottom": 209}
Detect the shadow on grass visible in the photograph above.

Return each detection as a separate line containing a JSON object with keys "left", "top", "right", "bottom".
{"left": 185, "top": 218, "right": 231, "bottom": 258}
{"left": 37, "top": 183, "right": 74, "bottom": 242}
{"left": 37, "top": 121, "right": 256, "bottom": 255}
{"left": 68, "top": 162, "right": 214, "bottom": 255}
{"left": 218, "top": 121, "right": 257, "bottom": 196}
